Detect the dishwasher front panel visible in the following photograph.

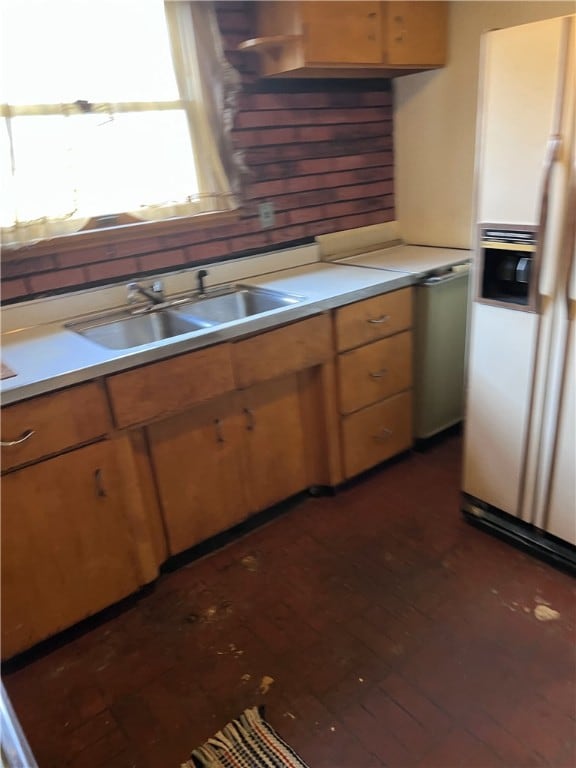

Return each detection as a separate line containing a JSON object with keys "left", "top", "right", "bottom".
{"left": 414, "top": 267, "right": 470, "bottom": 439}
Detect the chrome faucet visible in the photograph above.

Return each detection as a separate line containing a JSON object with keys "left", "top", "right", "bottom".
{"left": 127, "top": 280, "right": 165, "bottom": 305}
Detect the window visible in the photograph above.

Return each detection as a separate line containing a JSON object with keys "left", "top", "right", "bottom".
{"left": 0, "top": 0, "right": 242, "bottom": 250}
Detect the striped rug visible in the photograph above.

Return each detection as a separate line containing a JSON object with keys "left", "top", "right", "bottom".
{"left": 182, "top": 707, "right": 310, "bottom": 768}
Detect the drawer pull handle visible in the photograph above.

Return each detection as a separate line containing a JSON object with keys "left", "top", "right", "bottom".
{"left": 367, "top": 315, "right": 390, "bottom": 325}
{"left": 214, "top": 418, "right": 225, "bottom": 444}
{"left": 243, "top": 407, "right": 255, "bottom": 432}
{"left": 369, "top": 369, "right": 388, "bottom": 379}
{"left": 372, "top": 428, "right": 392, "bottom": 442}
{"left": 94, "top": 468, "right": 107, "bottom": 498}
{"left": 0, "top": 429, "right": 35, "bottom": 447}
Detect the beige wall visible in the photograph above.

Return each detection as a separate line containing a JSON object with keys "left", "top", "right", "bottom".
{"left": 394, "top": 0, "right": 575, "bottom": 249}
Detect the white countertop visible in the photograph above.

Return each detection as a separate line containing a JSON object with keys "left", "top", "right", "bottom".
{"left": 1, "top": 242, "right": 470, "bottom": 405}
{"left": 1, "top": 261, "right": 410, "bottom": 404}
{"left": 340, "top": 244, "right": 470, "bottom": 274}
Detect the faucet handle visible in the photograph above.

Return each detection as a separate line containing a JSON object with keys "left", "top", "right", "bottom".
{"left": 197, "top": 269, "right": 208, "bottom": 295}
{"left": 126, "top": 282, "right": 140, "bottom": 304}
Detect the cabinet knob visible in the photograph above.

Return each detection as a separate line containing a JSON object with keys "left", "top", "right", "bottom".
{"left": 0, "top": 429, "right": 35, "bottom": 447}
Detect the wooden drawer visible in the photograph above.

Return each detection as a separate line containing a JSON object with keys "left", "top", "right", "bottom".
{"left": 232, "top": 314, "right": 332, "bottom": 389}
{"left": 107, "top": 343, "right": 234, "bottom": 428}
{"left": 335, "top": 288, "right": 413, "bottom": 352}
{"left": 1, "top": 382, "right": 111, "bottom": 472}
{"left": 338, "top": 331, "right": 413, "bottom": 414}
{"left": 342, "top": 391, "right": 413, "bottom": 478}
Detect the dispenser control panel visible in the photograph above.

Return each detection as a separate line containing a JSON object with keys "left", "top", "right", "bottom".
{"left": 478, "top": 224, "right": 537, "bottom": 310}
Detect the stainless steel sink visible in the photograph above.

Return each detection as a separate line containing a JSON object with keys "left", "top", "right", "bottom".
{"left": 172, "top": 285, "right": 303, "bottom": 325}
{"left": 66, "top": 308, "right": 211, "bottom": 350}
{"left": 67, "top": 285, "right": 304, "bottom": 351}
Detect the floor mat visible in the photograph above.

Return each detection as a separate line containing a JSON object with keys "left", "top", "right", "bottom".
{"left": 183, "top": 706, "right": 309, "bottom": 768}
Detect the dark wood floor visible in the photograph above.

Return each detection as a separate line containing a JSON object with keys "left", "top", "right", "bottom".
{"left": 3, "top": 432, "right": 576, "bottom": 768}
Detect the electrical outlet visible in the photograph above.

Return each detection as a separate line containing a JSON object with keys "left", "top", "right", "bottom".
{"left": 258, "top": 201, "right": 275, "bottom": 229}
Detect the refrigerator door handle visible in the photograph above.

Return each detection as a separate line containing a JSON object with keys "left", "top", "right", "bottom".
{"left": 534, "top": 133, "right": 562, "bottom": 303}
{"left": 566, "top": 158, "right": 576, "bottom": 305}
{"left": 536, "top": 17, "right": 573, "bottom": 303}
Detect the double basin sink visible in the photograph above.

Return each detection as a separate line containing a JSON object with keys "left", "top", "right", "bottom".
{"left": 66, "top": 285, "right": 304, "bottom": 351}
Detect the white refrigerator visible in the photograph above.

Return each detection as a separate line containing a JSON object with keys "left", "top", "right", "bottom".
{"left": 462, "top": 14, "right": 576, "bottom": 570}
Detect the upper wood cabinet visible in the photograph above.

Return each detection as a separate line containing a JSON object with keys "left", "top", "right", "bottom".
{"left": 239, "top": 1, "right": 448, "bottom": 78}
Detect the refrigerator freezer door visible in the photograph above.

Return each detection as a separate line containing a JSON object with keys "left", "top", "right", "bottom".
{"left": 477, "top": 17, "right": 566, "bottom": 225}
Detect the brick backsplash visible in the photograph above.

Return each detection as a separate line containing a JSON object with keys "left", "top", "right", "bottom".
{"left": 1, "top": 1, "right": 395, "bottom": 304}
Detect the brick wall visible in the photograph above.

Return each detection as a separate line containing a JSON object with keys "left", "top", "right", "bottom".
{"left": 1, "top": 2, "right": 394, "bottom": 303}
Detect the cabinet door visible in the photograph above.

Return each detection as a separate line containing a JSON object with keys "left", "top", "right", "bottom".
{"left": 302, "top": 1, "right": 383, "bottom": 65}
{"left": 240, "top": 374, "right": 308, "bottom": 513}
{"left": 385, "top": 2, "right": 447, "bottom": 67}
{"left": 1, "top": 442, "right": 142, "bottom": 659}
{"left": 148, "top": 393, "right": 249, "bottom": 555}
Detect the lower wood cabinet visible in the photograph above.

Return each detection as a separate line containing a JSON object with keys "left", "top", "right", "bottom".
{"left": 1, "top": 441, "right": 145, "bottom": 659}
{"left": 335, "top": 288, "right": 415, "bottom": 479}
{"left": 0, "top": 297, "right": 417, "bottom": 660}
{"left": 148, "top": 393, "right": 249, "bottom": 555}
{"left": 148, "top": 373, "right": 308, "bottom": 555}
{"left": 240, "top": 374, "right": 308, "bottom": 513}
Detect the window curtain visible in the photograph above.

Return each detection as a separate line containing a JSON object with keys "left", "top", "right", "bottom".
{"left": 0, "top": 0, "right": 243, "bottom": 249}
{"left": 156, "top": 0, "right": 245, "bottom": 221}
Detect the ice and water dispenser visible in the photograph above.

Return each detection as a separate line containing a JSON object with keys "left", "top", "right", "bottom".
{"left": 478, "top": 226, "right": 537, "bottom": 310}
